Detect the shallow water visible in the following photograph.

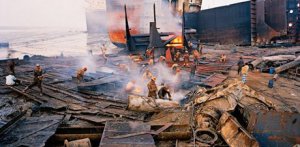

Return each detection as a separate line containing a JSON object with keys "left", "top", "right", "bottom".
{"left": 0, "top": 27, "right": 116, "bottom": 60}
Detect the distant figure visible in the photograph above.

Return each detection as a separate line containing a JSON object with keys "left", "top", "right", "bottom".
{"left": 158, "top": 83, "right": 172, "bottom": 100}
{"left": 23, "top": 64, "right": 43, "bottom": 96}
{"left": 143, "top": 69, "right": 153, "bottom": 80}
{"left": 269, "top": 74, "right": 279, "bottom": 88}
{"left": 188, "top": 41, "right": 193, "bottom": 49}
{"left": 193, "top": 50, "right": 200, "bottom": 65}
{"left": 147, "top": 77, "right": 158, "bottom": 99}
{"left": 237, "top": 56, "right": 244, "bottom": 75}
{"left": 241, "top": 63, "right": 249, "bottom": 84}
{"left": 183, "top": 51, "right": 190, "bottom": 67}
{"left": 101, "top": 44, "right": 108, "bottom": 64}
{"left": 159, "top": 56, "right": 166, "bottom": 64}
{"left": 76, "top": 67, "right": 87, "bottom": 83}
{"left": 6, "top": 74, "right": 20, "bottom": 86}
{"left": 190, "top": 63, "right": 197, "bottom": 80}
{"left": 171, "top": 64, "right": 179, "bottom": 74}
{"left": 7, "top": 60, "right": 15, "bottom": 75}
{"left": 146, "top": 47, "right": 154, "bottom": 59}
{"left": 220, "top": 54, "right": 226, "bottom": 63}
{"left": 174, "top": 51, "right": 181, "bottom": 63}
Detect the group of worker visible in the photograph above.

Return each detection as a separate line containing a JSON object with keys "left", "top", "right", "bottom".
{"left": 147, "top": 77, "right": 172, "bottom": 100}
{"left": 5, "top": 61, "right": 44, "bottom": 96}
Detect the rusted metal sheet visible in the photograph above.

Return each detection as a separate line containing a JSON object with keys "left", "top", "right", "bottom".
{"left": 245, "top": 111, "right": 300, "bottom": 146}
{"left": 202, "top": 74, "right": 227, "bottom": 88}
{"left": 100, "top": 121, "right": 155, "bottom": 147}
{"left": 218, "top": 112, "right": 259, "bottom": 147}
{"left": 0, "top": 115, "right": 63, "bottom": 147}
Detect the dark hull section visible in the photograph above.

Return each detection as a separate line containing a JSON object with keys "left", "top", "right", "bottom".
{"left": 86, "top": 10, "right": 107, "bottom": 33}
{"left": 186, "top": 2, "right": 251, "bottom": 45}
{"left": 185, "top": 0, "right": 300, "bottom": 46}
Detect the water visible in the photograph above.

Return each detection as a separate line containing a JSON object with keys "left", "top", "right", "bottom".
{"left": 0, "top": 27, "right": 115, "bottom": 60}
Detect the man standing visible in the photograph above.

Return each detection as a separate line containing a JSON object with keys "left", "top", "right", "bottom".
{"left": 174, "top": 51, "right": 181, "bottom": 63}
{"left": 190, "top": 63, "right": 197, "bottom": 80}
{"left": 7, "top": 60, "right": 15, "bottom": 75}
{"left": 101, "top": 44, "right": 108, "bottom": 64}
{"left": 183, "top": 51, "right": 190, "bottom": 67}
{"left": 147, "top": 77, "right": 158, "bottom": 99}
{"left": 77, "top": 67, "right": 87, "bottom": 83}
{"left": 241, "top": 63, "right": 249, "bottom": 84}
{"left": 158, "top": 83, "right": 172, "bottom": 100}
{"left": 23, "top": 64, "right": 43, "bottom": 96}
{"left": 237, "top": 56, "right": 244, "bottom": 75}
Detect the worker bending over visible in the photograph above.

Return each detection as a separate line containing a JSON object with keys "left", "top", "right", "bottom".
{"left": 77, "top": 67, "right": 87, "bottom": 83}
{"left": 220, "top": 54, "right": 227, "bottom": 63}
{"left": 158, "top": 83, "right": 172, "bottom": 100}
{"left": 23, "top": 64, "right": 43, "bottom": 96}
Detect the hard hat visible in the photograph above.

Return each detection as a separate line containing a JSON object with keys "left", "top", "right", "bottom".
{"left": 152, "top": 77, "right": 156, "bottom": 81}
{"left": 36, "top": 64, "right": 40, "bottom": 67}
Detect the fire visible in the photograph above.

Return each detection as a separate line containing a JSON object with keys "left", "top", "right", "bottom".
{"left": 108, "top": 29, "right": 139, "bottom": 44}
{"left": 166, "top": 35, "right": 184, "bottom": 48}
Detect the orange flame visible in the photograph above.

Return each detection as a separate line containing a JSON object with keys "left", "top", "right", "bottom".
{"left": 166, "top": 35, "right": 184, "bottom": 48}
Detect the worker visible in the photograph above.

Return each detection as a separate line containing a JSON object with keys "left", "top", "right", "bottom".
{"left": 143, "top": 69, "right": 153, "bottom": 80}
{"left": 101, "top": 44, "right": 108, "bottom": 64}
{"left": 193, "top": 50, "right": 200, "bottom": 65}
{"left": 190, "top": 63, "right": 197, "bottom": 80}
{"left": 171, "top": 64, "right": 179, "bottom": 74}
{"left": 220, "top": 54, "right": 227, "bottom": 63}
{"left": 23, "top": 64, "right": 43, "bottom": 96}
{"left": 146, "top": 47, "right": 154, "bottom": 59}
{"left": 183, "top": 51, "right": 190, "bottom": 67}
{"left": 159, "top": 56, "right": 166, "bottom": 65}
{"left": 76, "top": 67, "right": 87, "bottom": 83}
{"left": 241, "top": 63, "right": 249, "bottom": 84}
{"left": 158, "top": 83, "right": 172, "bottom": 100}
{"left": 7, "top": 59, "right": 15, "bottom": 75}
{"left": 237, "top": 56, "right": 244, "bottom": 75}
{"left": 147, "top": 77, "right": 158, "bottom": 99}
{"left": 148, "top": 58, "right": 154, "bottom": 65}
{"left": 6, "top": 74, "right": 21, "bottom": 86}
{"left": 188, "top": 41, "right": 193, "bottom": 49}
{"left": 174, "top": 51, "right": 181, "bottom": 63}
{"left": 268, "top": 73, "right": 279, "bottom": 88}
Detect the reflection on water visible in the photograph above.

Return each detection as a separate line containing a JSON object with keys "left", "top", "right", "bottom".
{"left": 0, "top": 27, "right": 116, "bottom": 60}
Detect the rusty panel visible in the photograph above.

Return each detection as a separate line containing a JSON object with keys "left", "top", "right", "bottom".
{"left": 202, "top": 74, "right": 227, "bottom": 88}
{"left": 248, "top": 111, "right": 300, "bottom": 146}
{"left": 218, "top": 112, "right": 259, "bottom": 147}
{"left": 100, "top": 121, "right": 155, "bottom": 147}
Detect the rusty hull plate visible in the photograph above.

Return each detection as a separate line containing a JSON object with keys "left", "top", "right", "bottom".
{"left": 218, "top": 112, "right": 259, "bottom": 147}
{"left": 100, "top": 121, "right": 155, "bottom": 147}
{"left": 203, "top": 74, "right": 228, "bottom": 88}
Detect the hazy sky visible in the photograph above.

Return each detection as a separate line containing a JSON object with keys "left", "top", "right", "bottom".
{"left": 0, "top": 0, "right": 248, "bottom": 31}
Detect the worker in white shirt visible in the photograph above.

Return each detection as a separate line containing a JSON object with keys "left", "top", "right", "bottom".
{"left": 5, "top": 75, "right": 21, "bottom": 86}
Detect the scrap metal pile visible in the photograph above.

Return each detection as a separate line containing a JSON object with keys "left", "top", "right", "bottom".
{"left": 0, "top": 46, "right": 299, "bottom": 146}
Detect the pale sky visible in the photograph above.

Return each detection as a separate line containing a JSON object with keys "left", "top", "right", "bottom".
{"left": 0, "top": 0, "right": 248, "bottom": 31}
